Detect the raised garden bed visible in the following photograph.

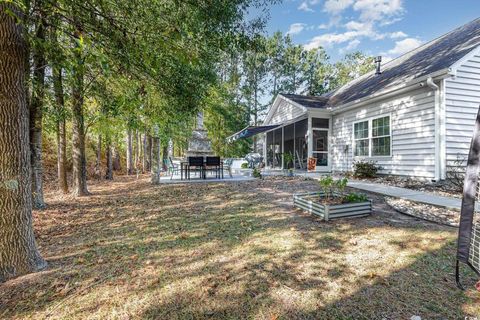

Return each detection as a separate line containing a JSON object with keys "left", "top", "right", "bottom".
{"left": 293, "top": 192, "right": 372, "bottom": 221}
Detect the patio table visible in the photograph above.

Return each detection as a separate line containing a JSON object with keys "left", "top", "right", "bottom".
{"left": 180, "top": 159, "right": 224, "bottom": 180}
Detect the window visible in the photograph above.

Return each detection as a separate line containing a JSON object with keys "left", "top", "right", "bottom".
{"left": 372, "top": 116, "right": 390, "bottom": 156}
{"left": 353, "top": 115, "right": 391, "bottom": 157}
{"left": 354, "top": 121, "right": 369, "bottom": 156}
{"left": 312, "top": 118, "right": 329, "bottom": 128}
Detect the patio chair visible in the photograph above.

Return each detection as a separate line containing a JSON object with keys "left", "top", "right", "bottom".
{"left": 167, "top": 157, "right": 180, "bottom": 180}
{"left": 222, "top": 158, "right": 233, "bottom": 178}
{"left": 187, "top": 156, "right": 204, "bottom": 179}
{"left": 205, "top": 156, "right": 221, "bottom": 179}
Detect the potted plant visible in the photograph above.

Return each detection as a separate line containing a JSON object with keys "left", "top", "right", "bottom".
{"left": 293, "top": 177, "right": 371, "bottom": 221}
{"left": 283, "top": 152, "right": 294, "bottom": 177}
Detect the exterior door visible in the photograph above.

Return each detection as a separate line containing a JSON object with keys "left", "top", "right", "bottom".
{"left": 311, "top": 117, "right": 331, "bottom": 172}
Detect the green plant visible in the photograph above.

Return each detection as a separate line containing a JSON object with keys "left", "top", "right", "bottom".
{"left": 241, "top": 162, "right": 248, "bottom": 169}
{"left": 344, "top": 192, "right": 368, "bottom": 203}
{"left": 252, "top": 168, "right": 262, "bottom": 179}
{"left": 283, "top": 152, "right": 294, "bottom": 169}
{"left": 353, "top": 160, "right": 381, "bottom": 178}
{"left": 335, "top": 177, "right": 348, "bottom": 202}
{"left": 319, "top": 176, "right": 334, "bottom": 202}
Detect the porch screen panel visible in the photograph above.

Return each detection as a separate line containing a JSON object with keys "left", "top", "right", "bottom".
{"left": 273, "top": 128, "right": 282, "bottom": 168}
{"left": 294, "top": 119, "right": 308, "bottom": 169}
{"left": 266, "top": 131, "right": 274, "bottom": 167}
{"left": 284, "top": 124, "right": 294, "bottom": 169}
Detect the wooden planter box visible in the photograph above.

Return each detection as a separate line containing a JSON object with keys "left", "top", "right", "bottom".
{"left": 293, "top": 192, "right": 372, "bottom": 221}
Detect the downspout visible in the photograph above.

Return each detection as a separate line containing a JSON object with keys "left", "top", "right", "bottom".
{"left": 426, "top": 77, "right": 441, "bottom": 182}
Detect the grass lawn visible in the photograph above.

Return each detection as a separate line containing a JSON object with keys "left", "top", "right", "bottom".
{"left": 1, "top": 175, "right": 479, "bottom": 319}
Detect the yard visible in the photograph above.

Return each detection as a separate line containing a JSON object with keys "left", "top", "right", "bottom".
{"left": 1, "top": 176, "right": 479, "bottom": 319}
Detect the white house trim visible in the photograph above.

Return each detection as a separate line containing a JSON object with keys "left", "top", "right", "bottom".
{"left": 263, "top": 95, "right": 308, "bottom": 125}
{"left": 449, "top": 44, "right": 480, "bottom": 78}
{"left": 352, "top": 113, "right": 393, "bottom": 159}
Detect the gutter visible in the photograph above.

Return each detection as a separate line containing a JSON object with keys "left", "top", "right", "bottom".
{"left": 426, "top": 77, "right": 442, "bottom": 182}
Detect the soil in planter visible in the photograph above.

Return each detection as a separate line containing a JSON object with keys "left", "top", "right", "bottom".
{"left": 303, "top": 194, "right": 362, "bottom": 206}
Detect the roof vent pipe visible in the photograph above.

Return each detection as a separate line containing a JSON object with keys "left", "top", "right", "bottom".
{"left": 375, "top": 56, "right": 382, "bottom": 75}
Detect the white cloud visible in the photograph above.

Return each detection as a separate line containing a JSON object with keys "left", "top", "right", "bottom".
{"left": 286, "top": 23, "right": 307, "bottom": 35}
{"left": 305, "top": 31, "right": 359, "bottom": 50}
{"left": 318, "top": 23, "right": 329, "bottom": 29}
{"left": 323, "top": 0, "right": 354, "bottom": 14}
{"left": 353, "top": 0, "right": 404, "bottom": 23}
{"left": 389, "top": 31, "right": 407, "bottom": 39}
{"left": 346, "top": 39, "right": 361, "bottom": 50}
{"left": 298, "top": 1, "right": 314, "bottom": 12}
{"left": 345, "top": 20, "right": 366, "bottom": 31}
{"left": 386, "top": 37, "right": 423, "bottom": 56}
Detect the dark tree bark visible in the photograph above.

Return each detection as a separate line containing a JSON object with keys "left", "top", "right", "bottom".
{"left": 71, "top": 21, "right": 89, "bottom": 196}
{"left": 0, "top": 3, "right": 47, "bottom": 282}
{"left": 142, "top": 133, "right": 147, "bottom": 173}
{"left": 30, "top": 1, "right": 47, "bottom": 209}
{"left": 95, "top": 134, "right": 101, "bottom": 179}
{"left": 112, "top": 146, "right": 121, "bottom": 171}
{"left": 105, "top": 139, "right": 113, "bottom": 180}
{"left": 52, "top": 65, "right": 68, "bottom": 193}
{"left": 126, "top": 128, "right": 133, "bottom": 175}
{"left": 162, "top": 144, "right": 168, "bottom": 171}
{"left": 151, "top": 137, "right": 161, "bottom": 184}
{"left": 146, "top": 134, "right": 152, "bottom": 172}
{"left": 133, "top": 130, "right": 139, "bottom": 174}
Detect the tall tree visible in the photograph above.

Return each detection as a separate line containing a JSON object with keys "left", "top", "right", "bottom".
{"left": 71, "top": 17, "right": 89, "bottom": 196}
{"left": 51, "top": 53, "right": 68, "bottom": 193}
{"left": 281, "top": 36, "right": 304, "bottom": 94}
{"left": 29, "top": 0, "right": 47, "bottom": 208}
{"left": 0, "top": 3, "right": 46, "bottom": 282}
{"left": 126, "top": 128, "right": 133, "bottom": 175}
{"left": 266, "top": 31, "right": 285, "bottom": 100}
{"left": 301, "top": 47, "right": 330, "bottom": 96}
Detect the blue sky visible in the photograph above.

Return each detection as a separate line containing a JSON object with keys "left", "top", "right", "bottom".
{"left": 261, "top": 0, "right": 480, "bottom": 62}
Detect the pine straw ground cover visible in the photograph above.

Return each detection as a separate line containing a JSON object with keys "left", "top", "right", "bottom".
{"left": 1, "top": 176, "right": 479, "bottom": 319}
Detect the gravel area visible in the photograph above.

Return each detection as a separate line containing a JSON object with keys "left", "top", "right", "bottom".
{"left": 385, "top": 197, "right": 460, "bottom": 227}
{"left": 353, "top": 175, "right": 462, "bottom": 199}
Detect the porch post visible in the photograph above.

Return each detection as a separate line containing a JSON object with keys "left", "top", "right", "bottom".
{"left": 263, "top": 133, "right": 267, "bottom": 168}
{"left": 307, "top": 116, "right": 313, "bottom": 159}
{"left": 281, "top": 126, "right": 285, "bottom": 170}
{"left": 293, "top": 122, "right": 296, "bottom": 169}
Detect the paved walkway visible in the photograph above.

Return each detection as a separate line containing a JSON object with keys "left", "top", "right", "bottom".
{"left": 347, "top": 180, "right": 467, "bottom": 210}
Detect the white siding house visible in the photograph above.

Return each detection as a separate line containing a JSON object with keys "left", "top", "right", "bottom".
{"left": 243, "top": 18, "right": 480, "bottom": 181}
{"left": 445, "top": 49, "right": 480, "bottom": 170}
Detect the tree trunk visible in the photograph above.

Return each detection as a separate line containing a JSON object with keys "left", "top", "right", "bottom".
{"left": 112, "top": 146, "right": 121, "bottom": 171}
{"left": 142, "top": 133, "right": 147, "bottom": 173}
{"left": 126, "top": 129, "right": 133, "bottom": 175}
{"left": 105, "top": 139, "right": 113, "bottom": 180}
{"left": 29, "top": 2, "right": 47, "bottom": 209}
{"left": 133, "top": 130, "right": 138, "bottom": 173}
{"left": 162, "top": 145, "right": 168, "bottom": 171}
{"left": 52, "top": 65, "right": 68, "bottom": 193}
{"left": 137, "top": 131, "right": 142, "bottom": 173}
{"left": 95, "top": 135, "right": 101, "bottom": 179}
{"left": 71, "top": 21, "right": 89, "bottom": 196}
{"left": 146, "top": 134, "right": 152, "bottom": 172}
{"left": 151, "top": 137, "right": 161, "bottom": 184}
{"left": 0, "top": 3, "right": 47, "bottom": 283}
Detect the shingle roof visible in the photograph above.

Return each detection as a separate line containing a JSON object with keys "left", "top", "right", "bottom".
{"left": 280, "top": 93, "right": 329, "bottom": 109}
{"left": 283, "top": 18, "right": 480, "bottom": 109}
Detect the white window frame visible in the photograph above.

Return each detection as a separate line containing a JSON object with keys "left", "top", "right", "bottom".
{"left": 353, "top": 114, "right": 392, "bottom": 158}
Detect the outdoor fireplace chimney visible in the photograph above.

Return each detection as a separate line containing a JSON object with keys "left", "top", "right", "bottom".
{"left": 375, "top": 56, "right": 382, "bottom": 75}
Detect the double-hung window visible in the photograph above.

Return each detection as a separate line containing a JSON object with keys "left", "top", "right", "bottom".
{"left": 353, "top": 115, "right": 391, "bottom": 157}
{"left": 353, "top": 121, "right": 369, "bottom": 156}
